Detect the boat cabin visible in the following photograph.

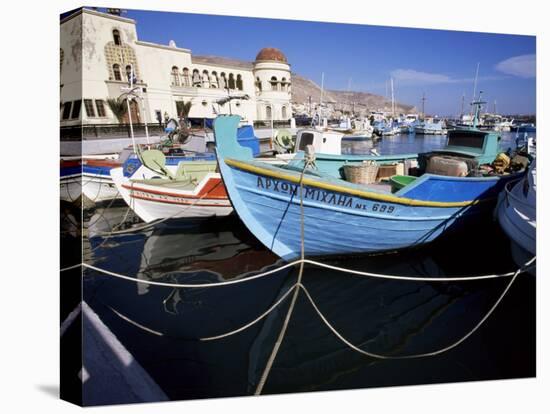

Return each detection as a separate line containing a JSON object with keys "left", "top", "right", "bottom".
{"left": 294, "top": 129, "right": 344, "bottom": 156}
{"left": 416, "top": 129, "right": 501, "bottom": 178}
{"left": 436, "top": 129, "right": 500, "bottom": 165}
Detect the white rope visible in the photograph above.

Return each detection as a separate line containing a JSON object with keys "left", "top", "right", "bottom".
{"left": 298, "top": 257, "right": 530, "bottom": 359}
{"left": 60, "top": 263, "right": 82, "bottom": 272}
{"left": 80, "top": 261, "right": 298, "bottom": 288}
{"left": 60, "top": 303, "right": 82, "bottom": 337}
{"left": 255, "top": 155, "right": 311, "bottom": 395}
{"left": 301, "top": 259, "right": 519, "bottom": 281}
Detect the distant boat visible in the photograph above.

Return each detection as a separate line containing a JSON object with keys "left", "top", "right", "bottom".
{"left": 414, "top": 119, "right": 446, "bottom": 135}
{"left": 213, "top": 115, "right": 528, "bottom": 260}
{"left": 496, "top": 159, "right": 536, "bottom": 269}
{"left": 511, "top": 123, "right": 536, "bottom": 133}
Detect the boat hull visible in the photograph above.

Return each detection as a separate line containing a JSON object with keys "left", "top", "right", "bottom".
{"left": 496, "top": 162, "right": 536, "bottom": 269}
{"left": 222, "top": 160, "right": 511, "bottom": 259}
{"left": 111, "top": 168, "right": 232, "bottom": 222}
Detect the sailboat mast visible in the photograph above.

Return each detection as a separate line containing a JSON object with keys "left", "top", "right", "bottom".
{"left": 471, "top": 62, "right": 480, "bottom": 116}
{"left": 390, "top": 77, "right": 395, "bottom": 117}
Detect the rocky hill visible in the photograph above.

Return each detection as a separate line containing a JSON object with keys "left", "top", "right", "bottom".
{"left": 192, "top": 55, "right": 415, "bottom": 116}
{"left": 291, "top": 73, "right": 415, "bottom": 117}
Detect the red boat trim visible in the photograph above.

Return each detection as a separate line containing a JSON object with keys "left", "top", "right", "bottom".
{"left": 122, "top": 181, "right": 228, "bottom": 199}
{"left": 129, "top": 193, "right": 229, "bottom": 207}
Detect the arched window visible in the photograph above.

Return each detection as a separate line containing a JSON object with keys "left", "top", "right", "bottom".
{"left": 202, "top": 70, "right": 210, "bottom": 88}
{"left": 192, "top": 69, "right": 201, "bottom": 87}
{"left": 236, "top": 74, "right": 243, "bottom": 91}
{"left": 182, "top": 68, "right": 190, "bottom": 86}
{"left": 211, "top": 71, "right": 219, "bottom": 88}
{"left": 228, "top": 73, "right": 236, "bottom": 89}
{"left": 171, "top": 66, "right": 180, "bottom": 86}
{"left": 266, "top": 105, "right": 272, "bottom": 120}
{"left": 270, "top": 76, "right": 278, "bottom": 91}
{"left": 113, "top": 64, "right": 121, "bottom": 81}
{"left": 125, "top": 65, "right": 133, "bottom": 82}
{"left": 220, "top": 72, "right": 227, "bottom": 89}
{"left": 281, "top": 77, "right": 287, "bottom": 92}
{"left": 113, "top": 29, "right": 121, "bottom": 45}
{"left": 255, "top": 77, "right": 262, "bottom": 92}
{"left": 282, "top": 105, "right": 287, "bottom": 119}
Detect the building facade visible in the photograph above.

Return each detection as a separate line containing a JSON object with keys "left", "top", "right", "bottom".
{"left": 60, "top": 8, "right": 292, "bottom": 127}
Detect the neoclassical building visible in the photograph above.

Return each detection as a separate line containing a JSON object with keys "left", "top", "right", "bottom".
{"left": 60, "top": 8, "right": 292, "bottom": 127}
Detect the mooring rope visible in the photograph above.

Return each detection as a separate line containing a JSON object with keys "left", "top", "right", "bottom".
{"left": 254, "top": 154, "right": 311, "bottom": 395}
{"left": 62, "top": 255, "right": 534, "bottom": 284}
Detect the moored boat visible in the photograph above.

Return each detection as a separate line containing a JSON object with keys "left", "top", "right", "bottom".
{"left": 111, "top": 155, "right": 232, "bottom": 223}
{"left": 496, "top": 159, "right": 536, "bottom": 269}
{"left": 214, "top": 115, "right": 529, "bottom": 260}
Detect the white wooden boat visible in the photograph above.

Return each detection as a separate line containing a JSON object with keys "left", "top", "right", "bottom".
{"left": 110, "top": 154, "right": 232, "bottom": 223}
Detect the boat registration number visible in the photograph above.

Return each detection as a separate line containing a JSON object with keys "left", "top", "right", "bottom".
{"left": 257, "top": 176, "right": 396, "bottom": 214}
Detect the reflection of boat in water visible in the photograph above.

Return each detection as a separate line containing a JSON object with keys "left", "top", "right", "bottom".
{"left": 83, "top": 200, "right": 533, "bottom": 398}
{"left": 246, "top": 232, "right": 524, "bottom": 393}
{"left": 136, "top": 218, "right": 278, "bottom": 296}
{"left": 84, "top": 213, "right": 291, "bottom": 344}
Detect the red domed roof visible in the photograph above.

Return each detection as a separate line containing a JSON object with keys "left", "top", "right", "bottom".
{"left": 255, "top": 47, "right": 287, "bottom": 63}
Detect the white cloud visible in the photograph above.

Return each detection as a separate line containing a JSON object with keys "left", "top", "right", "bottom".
{"left": 390, "top": 69, "right": 453, "bottom": 85}
{"left": 495, "top": 54, "right": 535, "bottom": 78}
{"left": 389, "top": 69, "right": 506, "bottom": 86}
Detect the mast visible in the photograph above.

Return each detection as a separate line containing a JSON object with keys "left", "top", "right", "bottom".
{"left": 320, "top": 72, "right": 324, "bottom": 106}
{"left": 471, "top": 90, "right": 486, "bottom": 129}
{"left": 390, "top": 77, "right": 395, "bottom": 117}
{"left": 460, "top": 93, "right": 465, "bottom": 118}
{"left": 471, "top": 62, "right": 480, "bottom": 117}
{"left": 347, "top": 77, "right": 352, "bottom": 115}
{"left": 421, "top": 92, "right": 426, "bottom": 120}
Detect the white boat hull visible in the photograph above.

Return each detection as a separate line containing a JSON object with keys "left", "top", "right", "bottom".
{"left": 110, "top": 168, "right": 233, "bottom": 222}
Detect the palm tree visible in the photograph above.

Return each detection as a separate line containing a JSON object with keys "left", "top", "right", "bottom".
{"left": 175, "top": 100, "right": 192, "bottom": 121}
{"left": 107, "top": 98, "right": 128, "bottom": 123}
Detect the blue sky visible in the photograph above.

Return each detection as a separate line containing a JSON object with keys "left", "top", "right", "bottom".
{"left": 120, "top": 8, "right": 536, "bottom": 115}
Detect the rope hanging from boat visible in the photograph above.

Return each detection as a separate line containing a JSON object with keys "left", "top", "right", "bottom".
{"left": 254, "top": 150, "right": 313, "bottom": 395}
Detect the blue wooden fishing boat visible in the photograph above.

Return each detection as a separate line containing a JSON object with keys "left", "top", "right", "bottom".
{"left": 214, "top": 115, "right": 528, "bottom": 260}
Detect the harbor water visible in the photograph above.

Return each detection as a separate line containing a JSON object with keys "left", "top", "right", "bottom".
{"left": 70, "top": 131, "right": 535, "bottom": 401}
